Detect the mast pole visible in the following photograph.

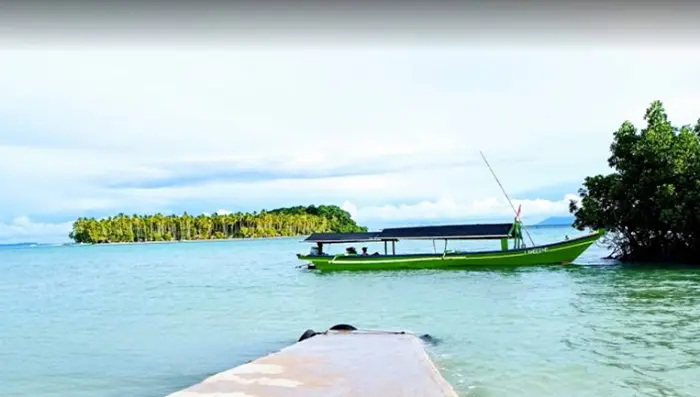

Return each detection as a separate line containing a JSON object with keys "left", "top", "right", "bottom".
{"left": 479, "top": 151, "right": 536, "bottom": 247}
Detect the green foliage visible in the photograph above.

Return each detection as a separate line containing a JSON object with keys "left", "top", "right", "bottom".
{"left": 69, "top": 205, "right": 367, "bottom": 244}
{"left": 268, "top": 205, "right": 366, "bottom": 233}
{"left": 570, "top": 100, "right": 700, "bottom": 263}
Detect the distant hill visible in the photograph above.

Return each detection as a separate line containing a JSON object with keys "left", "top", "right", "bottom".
{"left": 0, "top": 242, "right": 39, "bottom": 248}
{"left": 536, "top": 216, "right": 575, "bottom": 226}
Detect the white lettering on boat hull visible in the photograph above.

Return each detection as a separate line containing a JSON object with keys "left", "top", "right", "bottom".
{"left": 525, "top": 247, "right": 548, "bottom": 255}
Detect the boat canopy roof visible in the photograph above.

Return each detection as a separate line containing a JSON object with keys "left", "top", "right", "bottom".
{"left": 304, "top": 223, "right": 515, "bottom": 243}
{"left": 379, "top": 223, "right": 514, "bottom": 240}
{"left": 303, "top": 232, "right": 396, "bottom": 244}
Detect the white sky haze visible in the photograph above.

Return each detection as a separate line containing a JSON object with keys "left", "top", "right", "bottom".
{"left": 1, "top": 40, "right": 699, "bottom": 242}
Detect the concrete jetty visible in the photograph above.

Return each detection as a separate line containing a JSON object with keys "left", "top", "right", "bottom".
{"left": 167, "top": 324, "right": 458, "bottom": 397}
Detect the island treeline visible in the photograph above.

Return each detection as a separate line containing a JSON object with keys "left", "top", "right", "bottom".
{"left": 570, "top": 100, "right": 700, "bottom": 263}
{"left": 69, "top": 205, "right": 367, "bottom": 244}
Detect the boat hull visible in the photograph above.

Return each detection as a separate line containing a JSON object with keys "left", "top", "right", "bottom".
{"left": 298, "top": 230, "right": 604, "bottom": 271}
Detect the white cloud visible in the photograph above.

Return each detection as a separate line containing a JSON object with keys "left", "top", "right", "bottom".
{"left": 3, "top": 47, "right": 699, "bottom": 160}
{"left": 0, "top": 216, "right": 73, "bottom": 244}
{"left": 342, "top": 194, "right": 581, "bottom": 223}
{"left": 0, "top": 45, "right": 698, "bottom": 241}
{"left": 0, "top": 194, "right": 581, "bottom": 244}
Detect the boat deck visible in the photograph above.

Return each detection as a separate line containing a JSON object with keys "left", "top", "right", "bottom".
{"left": 166, "top": 326, "right": 458, "bottom": 397}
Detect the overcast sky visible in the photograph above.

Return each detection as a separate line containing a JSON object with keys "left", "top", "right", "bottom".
{"left": 1, "top": 7, "right": 699, "bottom": 242}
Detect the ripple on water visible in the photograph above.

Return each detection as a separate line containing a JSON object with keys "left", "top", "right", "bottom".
{"left": 1, "top": 231, "right": 699, "bottom": 397}
{"left": 561, "top": 267, "right": 700, "bottom": 397}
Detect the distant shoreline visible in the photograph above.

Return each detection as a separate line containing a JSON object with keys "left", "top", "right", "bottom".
{"left": 67, "top": 204, "right": 368, "bottom": 245}
{"left": 7, "top": 223, "right": 580, "bottom": 248}
{"left": 66, "top": 224, "right": 576, "bottom": 246}
{"left": 68, "top": 235, "right": 299, "bottom": 246}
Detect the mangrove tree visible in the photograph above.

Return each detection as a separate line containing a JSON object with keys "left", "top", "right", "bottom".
{"left": 569, "top": 100, "right": 700, "bottom": 263}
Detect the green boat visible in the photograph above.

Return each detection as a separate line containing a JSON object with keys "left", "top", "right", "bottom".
{"left": 297, "top": 151, "right": 605, "bottom": 271}
{"left": 296, "top": 219, "right": 605, "bottom": 271}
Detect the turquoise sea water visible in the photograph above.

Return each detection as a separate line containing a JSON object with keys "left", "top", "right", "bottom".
{"left": 1, "top": 225, "right": 699, "bottom": 397}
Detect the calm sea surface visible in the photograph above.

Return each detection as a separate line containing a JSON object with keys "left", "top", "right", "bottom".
{"left": 1, "top": 225, "right": 699, "bottom": 397}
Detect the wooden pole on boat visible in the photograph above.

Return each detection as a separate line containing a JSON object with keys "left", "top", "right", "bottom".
{"left": 479, "top": 151, "right": 536, "bottom": 247}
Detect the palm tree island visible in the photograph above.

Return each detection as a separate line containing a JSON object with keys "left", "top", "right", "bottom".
{"left": 68, "top": 205, "right": 367, "bottom": 244}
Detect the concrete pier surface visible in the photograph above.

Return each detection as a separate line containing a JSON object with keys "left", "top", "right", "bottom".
{"left": 167, "top": 325, "right": 458, "bottom": 397}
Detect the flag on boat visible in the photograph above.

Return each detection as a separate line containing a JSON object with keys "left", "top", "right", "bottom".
{"left": 515, "top": 204, "right": 522, "bottom": 220}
